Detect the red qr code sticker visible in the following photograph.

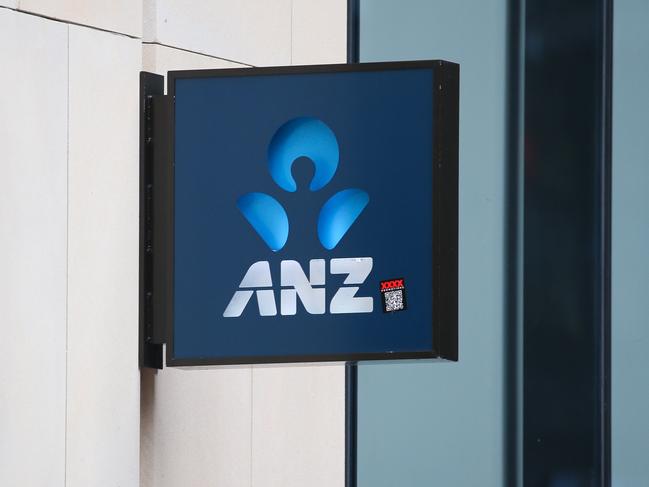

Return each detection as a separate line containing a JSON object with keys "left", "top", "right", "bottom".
{"left": 380, "top": 278, "right": 407, "bottom": 313}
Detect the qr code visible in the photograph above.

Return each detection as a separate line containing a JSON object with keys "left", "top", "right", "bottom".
{"left": 384, "top": 289, "right": 405, "bottom": 312}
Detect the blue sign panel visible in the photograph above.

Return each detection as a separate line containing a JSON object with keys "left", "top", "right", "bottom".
{"left": 164, "top": 61, "right": 458, "bottom": 365}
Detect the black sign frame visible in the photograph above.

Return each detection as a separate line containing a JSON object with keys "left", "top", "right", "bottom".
{"left": 140, "top": 60, "right": 459, "bottom": 368}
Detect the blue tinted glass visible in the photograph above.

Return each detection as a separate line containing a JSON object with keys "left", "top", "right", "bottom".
{"left": 356, "top": 1, "right": 507, "bottom": 485}
{"left": 612, "top": 0, "right": 649, "bottom": 484}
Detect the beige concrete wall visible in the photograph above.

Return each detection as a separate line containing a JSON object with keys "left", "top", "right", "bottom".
{"left": 0, "top": 9, "right": 68, "bottom": 485}
{"left": 66, "top": 25, "right": 141, "bottom": 487}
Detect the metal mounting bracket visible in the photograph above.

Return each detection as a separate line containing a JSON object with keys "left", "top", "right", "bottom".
{"left": 139, "top": 72, "right": 172, "bottom": 369}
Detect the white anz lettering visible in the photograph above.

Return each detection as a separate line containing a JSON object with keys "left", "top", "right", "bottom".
{"left": 223, "top": 257, "right": 374, "bottom": 317}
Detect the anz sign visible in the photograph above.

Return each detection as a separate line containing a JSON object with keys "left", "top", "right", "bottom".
{"left": 155, "top": 61, "right": 458, "bottom": 366}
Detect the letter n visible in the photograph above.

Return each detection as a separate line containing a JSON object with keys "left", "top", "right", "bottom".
{"left": 280, "top": 259, "right": 326, "bottom": 315}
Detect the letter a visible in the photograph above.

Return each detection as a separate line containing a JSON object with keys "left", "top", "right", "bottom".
{"left": 223, "top": 261, "right": 277, "bottom": 317}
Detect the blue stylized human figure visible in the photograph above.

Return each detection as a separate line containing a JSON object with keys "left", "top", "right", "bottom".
{"left": 237, "top": 117, "right": 369, "bottom": 251}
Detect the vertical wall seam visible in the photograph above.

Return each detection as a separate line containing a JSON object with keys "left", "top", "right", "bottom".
{"left": 64, "top": 24, "right": 70, "bottom": 487}
{"left": 289, "top": 0, "right": 293, "bottom": 65}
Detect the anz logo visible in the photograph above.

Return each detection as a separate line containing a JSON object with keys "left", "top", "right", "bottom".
{"left": 224, "top": 117, "right": 374, "bottom": 317}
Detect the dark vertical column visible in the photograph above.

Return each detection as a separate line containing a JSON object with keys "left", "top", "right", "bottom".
{"left": 345, "top": 362, "right": 358, "bottom": 487}
{"left": 505, "top": 0, "right": 525, "bottom": 484}
{"left": 601, "top": 0, "right": 613, "bottom": 481}
{"left": 521, "top": 0, "right": 611, "bottom": 485}
{"left": 345, "top": 2, "right": 360, "bottom": 486}
{"left": 347, "top": 0, "right": 359, "bottom": 64}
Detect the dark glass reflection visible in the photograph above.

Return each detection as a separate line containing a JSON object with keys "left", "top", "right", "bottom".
{"left": 523, "top": 0, "right": 607, "bottom": 485}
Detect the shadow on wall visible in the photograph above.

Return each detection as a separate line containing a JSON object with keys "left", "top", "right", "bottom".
{"left": 140, "top": 368, "right": 156, "bottom": 487}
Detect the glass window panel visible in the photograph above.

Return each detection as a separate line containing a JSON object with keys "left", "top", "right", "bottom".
{"left": 612, "top": 1, "right": 649, "bottom": 485}
{"left": 356, "top": 1, "right": 507, "bottom": 485}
